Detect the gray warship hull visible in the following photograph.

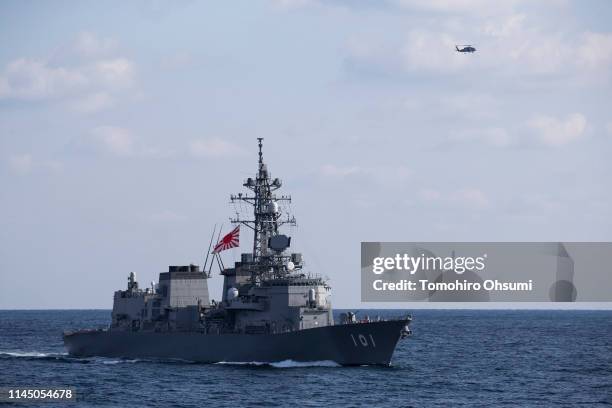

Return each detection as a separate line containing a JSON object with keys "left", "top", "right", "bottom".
{"left": 64, "top": 319, "right": 407, "bottom": 366}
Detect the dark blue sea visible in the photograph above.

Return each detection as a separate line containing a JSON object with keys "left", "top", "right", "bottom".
{"left": 1, "top": 310, "right": 611, "bottom": 407}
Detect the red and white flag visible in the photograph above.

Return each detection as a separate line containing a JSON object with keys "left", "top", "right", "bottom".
{"left": 213, "top": 226, "right": 240, "bottom": 253}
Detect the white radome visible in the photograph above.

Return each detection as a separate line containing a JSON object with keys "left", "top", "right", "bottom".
{"left": 227, "top": 287, "right": 239, "bottom": 301}
{"left": 268, "top": 201, "right": 279, "bottom": 214}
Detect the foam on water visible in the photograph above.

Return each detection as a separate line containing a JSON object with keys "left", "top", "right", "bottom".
{"left": 100, "top": 358, "right": 139, "bottom": 365}
{"left": 2, "top": 352, "right": 341, "bottom": 368}
{"left": 0, "top": 350, "right": 90, "bottom": 364}
{"left": 0, "top": 351, "right": 52, "bottom": 358}
{"left": 270, "top": 360, "right": 340, "bottom": 368}
{"left": 216, "top": 360, "right": 340, "bottom": 368}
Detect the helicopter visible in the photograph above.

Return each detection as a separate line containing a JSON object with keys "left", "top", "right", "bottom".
{"left": 456, "top": 45, "right": 476, "bottom": 53}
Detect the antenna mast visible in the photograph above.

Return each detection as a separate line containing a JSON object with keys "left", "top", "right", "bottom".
{"left": 230, "top": 138, "right": 296, "bottom": 281}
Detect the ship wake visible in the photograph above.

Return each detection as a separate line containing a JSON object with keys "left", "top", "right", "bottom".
{"left": 0, "top": 350, "right": 90, "bottom": 364}
{"left": 5, "top": 352, "right": 178, "bottom": 368}
{"left": 216, "top": 360, "right": 341, "bottom": 368}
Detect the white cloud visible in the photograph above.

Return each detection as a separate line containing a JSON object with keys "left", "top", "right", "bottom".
{"left": 451, "top": 188, "right": 489, "bottom": 209}
{"left": 161, "top": 51, "right": 193, "bottom": 70}
{"left": 529, "top": 113, "right": 587, "bottom": 146}
{"left": 394, "top": 0, "right": 523, "bottom": 16}
{"left": 400, "top": 30, "right": 470, "bottom": 73}
{"left": 344, "top": 8, "right": 612, "bottom": 84}
{"left": 6, "top": 154, "right": 62, "bottom": 174}
{"left": 72, "top": 92, "right": 114, "bottom": 113}
{"left": 273, "top": 0, "right": 527, "bottom": 15}
{"left": 483, "top": 13, "right": 526, "bottom": 37}
{"left": 91, "top": 126, "right": 134, "bottom": 156}
{"left": 606, "top": 122, "right": 612, "bottom": 135}
{"left": 447, "top": 114, "right": 590, "bottom": 150}
{"left": 319, "top": 164, "right": 412, "bottom": 185}
{"left": 475, "top": 128, "right": 513, "bottom": 147}
{"left": 82, "top": 127, "right": 174, "bottom": 158}
{"left": 438, "top": 93, "right": 500, "bottom": 120}
{"left": 75, "top": 31, "right": 117, "bottom": 57}
{"left": 346, "top": 28, "right": 483, "bottom": 76}
{"left": 418, "top": 189, "right": 442, "bottom": 201}
{"left": 139, "top": 146, "right": 177, "bottom": 159}
{"left": 0, "top": 33, "right": 135, "bottom": 111}
{"left": 400, "top": 92, "right": 502, "bottom": 129}
{"left": 189, "top": 138, "right": 246, "bottom": 158}
{"left": 271, "top": 0, "right": 316, "bottom": 9}
{"left": 418, "top": 188, "right": 489, "bottom": 209}
{"left": 0, "top": 59, "right": 88, "bottom": 100}
{"left": 8, "top": 154, "right": 33, "bottom": 175}
{"left": 577, "top": 32, "right": 612, "bottom": 71}
{"left": 505, "top": 193, "right": 564, "bottom": 217}
{"left": 449, "top": 127, "right": 513, "bottom": 148}
{"left": 95, "top": 58, "right": 134, "bottom": 88}
{"left": 487, "top": 29, "right": 612, "bottom": 80}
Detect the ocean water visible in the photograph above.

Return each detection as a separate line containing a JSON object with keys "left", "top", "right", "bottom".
{"left": 1, "top": 310, "right": 611, "bottom": 407}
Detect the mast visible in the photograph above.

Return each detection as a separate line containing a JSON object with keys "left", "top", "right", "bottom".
{"left": 230, "top": 138, "right": 296, "bottom": 281}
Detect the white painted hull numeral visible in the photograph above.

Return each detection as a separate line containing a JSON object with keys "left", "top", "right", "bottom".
{"left": 351, "top": 333, "right": 375, "bottom": 347}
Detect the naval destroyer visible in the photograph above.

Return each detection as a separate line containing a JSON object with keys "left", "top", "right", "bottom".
{"left": 64, "top": 139, "right": 411, "bottom": 365}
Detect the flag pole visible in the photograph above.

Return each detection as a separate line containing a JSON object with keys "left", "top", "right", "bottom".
{"left": 216, "top": 252, "right": 225, "bottom": 272}
{"left": 216, "top": 224, "right": 223, "bottom": 246}
{"left": 209, "top": 224, "right": 224, "bottom": 275}
{"left": 203, "top": 224, "right": 217, "bottom": 278}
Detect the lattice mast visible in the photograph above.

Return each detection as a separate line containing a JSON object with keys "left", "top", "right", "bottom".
{"left": 230, "top": 138, "right": 296, "bottom": 281}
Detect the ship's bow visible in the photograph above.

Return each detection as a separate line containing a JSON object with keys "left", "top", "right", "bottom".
{"left": 324, "top": 319, "right": 409, "bottom": 366}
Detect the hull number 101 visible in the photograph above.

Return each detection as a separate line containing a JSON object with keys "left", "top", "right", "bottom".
{"left": 350, "top": 333, "right": 376, "bottom": 347}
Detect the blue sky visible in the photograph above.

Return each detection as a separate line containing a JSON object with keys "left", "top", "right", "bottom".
{"left": 1, "top": 0, "right": 611, "bottom": 308}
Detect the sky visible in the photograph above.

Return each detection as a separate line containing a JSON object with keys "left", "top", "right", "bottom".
{"left": 0, "top": 0, "right": 611, "bottom": 309}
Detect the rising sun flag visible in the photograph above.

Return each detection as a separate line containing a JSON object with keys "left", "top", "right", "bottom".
{"left": 213, "top": 226, "right": 240, "bottom": 253}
